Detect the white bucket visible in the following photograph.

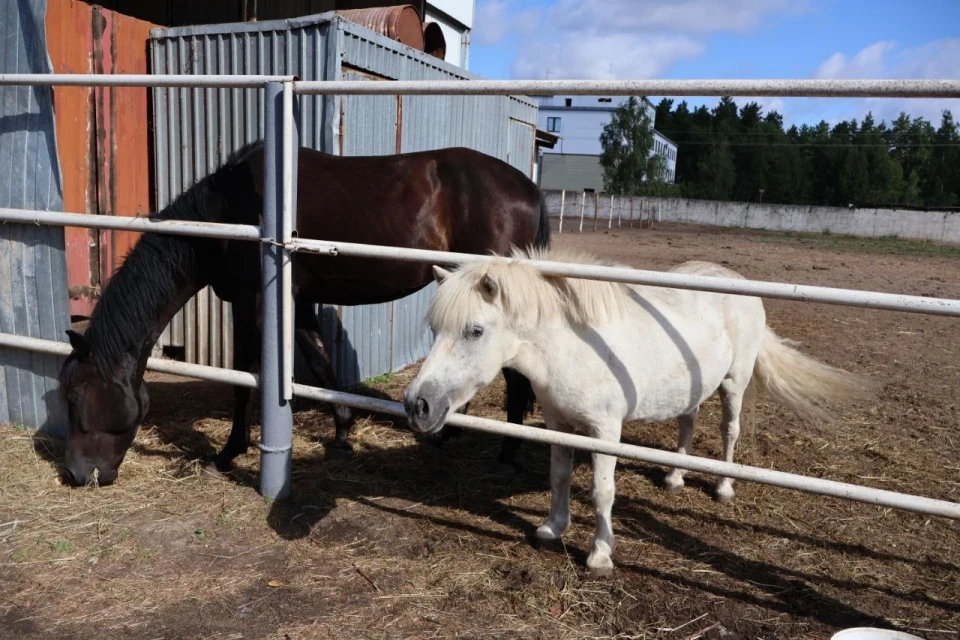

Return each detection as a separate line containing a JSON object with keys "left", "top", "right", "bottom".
{"left": 831, "top": 629, "right": 925, "bottom": 640}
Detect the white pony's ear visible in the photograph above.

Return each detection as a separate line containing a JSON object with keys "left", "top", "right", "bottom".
{"left": 479, "top": 273, "right": 499, "bottom": 302}
{"left": 433, "top": 266, "right": 452, "bottom": 284}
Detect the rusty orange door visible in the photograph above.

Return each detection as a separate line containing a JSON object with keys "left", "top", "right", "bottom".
{"left": 46, "top": 0, "right": 157, "bottom": 318}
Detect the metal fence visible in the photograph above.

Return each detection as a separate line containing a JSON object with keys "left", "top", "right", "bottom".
{"left": 0, "top": 74, "right": 958, "bottom": 521}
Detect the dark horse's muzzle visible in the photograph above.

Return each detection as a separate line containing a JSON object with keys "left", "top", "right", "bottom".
{"left": 63, "top": 457, "right": 119, "bottom": 487}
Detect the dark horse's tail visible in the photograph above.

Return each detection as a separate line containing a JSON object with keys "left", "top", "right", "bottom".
{"left": 534, "top": 189, "right": 552, "bottom": 249}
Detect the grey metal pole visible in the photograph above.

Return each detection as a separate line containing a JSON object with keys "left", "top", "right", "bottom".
{"left": 260, "top": 81, "right": 294, "bottom": 500}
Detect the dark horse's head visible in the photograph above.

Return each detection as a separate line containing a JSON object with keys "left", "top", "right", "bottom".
{"left": 59, "top": 330, "right": 149, "bottom": 486}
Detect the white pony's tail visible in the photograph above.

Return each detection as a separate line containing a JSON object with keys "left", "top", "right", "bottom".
{"left": 754, "top": 327, "right": 878, "bottom": 422}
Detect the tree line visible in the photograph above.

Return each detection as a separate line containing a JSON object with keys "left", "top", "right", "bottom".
{"left": 600, "top": 96, "right": 960, "bottom": 208}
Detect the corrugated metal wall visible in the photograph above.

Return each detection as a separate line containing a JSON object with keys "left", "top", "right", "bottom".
{"left": 149, "top": 12, "right": 537, "bottom": 386}
{"left": 0, "top": 0, "right": 70, "bottom": 435}
{"left": 46, "top": 1, "right": 159, "bottom": 318}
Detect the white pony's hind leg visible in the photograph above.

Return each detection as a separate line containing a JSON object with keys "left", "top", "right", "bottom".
{"left": 715, "top": 377, "right": 747, "bottom": 504}
{"left": 536, "top": 444, "right": 573, "bottom": 543}
{"left": 664, "top": 407, "right": 699, "bottom": 494}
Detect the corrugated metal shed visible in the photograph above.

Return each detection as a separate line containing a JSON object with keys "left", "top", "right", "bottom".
{"left": 0, "top": 0, "right": 70, "bottom": 435}
{"left": 149, "top": 12, "right": 538, "bottom": 385}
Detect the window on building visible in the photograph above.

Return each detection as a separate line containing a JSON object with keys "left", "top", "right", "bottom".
{"left": 564, "top": 98, "right": 572, "bottom": 107}
{"left": 546, "top": 117, "right": 562, "bottom": 132}
{"left": 598, "top": 98, "right": 612, "bottom": 103}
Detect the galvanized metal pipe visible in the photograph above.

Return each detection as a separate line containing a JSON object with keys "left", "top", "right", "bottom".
{"left": 259, "top": 82, "right": 294, "bottom": 501}
{"left": 286, "top": 239, "right": 960, "bottom": 317}
{"left": 0, "top": 333, "right": 258, "bottom": 387}
{"left": 295, "top": 78, "right": 960, "bottom": 98}
{"left": 0, "top": 73, "right": 295, "bottom": 88}
{"left": 4, "top": 330, "right": 957, "bottom": 519}
{"left": 0, "top": 207, "right": 260, "bottom": 240}
{"left": 281, "top": 81, "right": 296, "bottom": 402}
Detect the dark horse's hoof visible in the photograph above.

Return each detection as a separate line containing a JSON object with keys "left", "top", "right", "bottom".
{"left": 489, "top": 461, "right": 522, "bottom": 479}
{"left": 325, "top": 440, "right": 354, "bottom": 460}
{"left": 202, "top": 461, "right": 227, "bottom": 479}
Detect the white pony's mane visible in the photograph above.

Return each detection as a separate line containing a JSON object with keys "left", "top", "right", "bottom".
{"left": 428, "top": 247, "right": 632, "bottom": 332}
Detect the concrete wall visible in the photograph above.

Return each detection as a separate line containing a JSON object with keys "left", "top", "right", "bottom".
{"left": 542, "top": 189, "right": 960, "bottom": 243}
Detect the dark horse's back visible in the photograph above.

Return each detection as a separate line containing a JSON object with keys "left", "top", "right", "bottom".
{"left": 219, "top": 142, "right": 548, "bottom": 306}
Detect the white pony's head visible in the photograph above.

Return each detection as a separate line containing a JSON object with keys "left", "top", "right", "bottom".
{"left": 404, "top": 248, "right": 628, "bottom": 435}
{"left": 404, "top": 261, "right": 524, "bottom": 435}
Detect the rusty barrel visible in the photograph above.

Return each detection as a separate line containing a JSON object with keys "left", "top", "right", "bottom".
{"left": 423, "top": 21, "right": 446, "bottom": 60}
{"left": 337, "top": 5, "right": 424, "bottom": 51}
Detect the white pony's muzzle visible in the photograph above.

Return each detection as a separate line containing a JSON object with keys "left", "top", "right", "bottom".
{"left": 403, "top": 381, "right": 450, "bottom": 435}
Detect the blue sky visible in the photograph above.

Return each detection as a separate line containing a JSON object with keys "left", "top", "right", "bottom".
{"left": 470, "top": 0, "right": 960, "bottom": 127}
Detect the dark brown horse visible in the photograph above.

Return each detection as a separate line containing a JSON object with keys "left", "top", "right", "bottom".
{"left": 59, "top": 141, "right": 549, "bottom": 487}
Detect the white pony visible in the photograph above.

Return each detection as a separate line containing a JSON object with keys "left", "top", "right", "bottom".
{"left": 404, "top": 247, "right": 876, "bottom": 577}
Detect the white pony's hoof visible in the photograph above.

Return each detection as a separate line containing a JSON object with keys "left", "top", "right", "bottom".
{"left": 535, "top": 524, "right": 561, "bottom": 542}
{"left": 586, "top": 555, "right": 614, "bottom": 578}
{"left": 714, "top": 489, "right": 736, "bottom": 505}
{"left": 663, "top": 477, "right": 685, "bottom": 494}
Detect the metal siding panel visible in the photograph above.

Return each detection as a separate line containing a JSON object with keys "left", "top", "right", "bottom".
{"left": 0, "top": 0, "right": 70, "bottom": 435}
{"left": 149, "top": 14, "right": 537, "bottom": 380}
{"left": 150, "top": 21, "right": 332, "bottom": 366}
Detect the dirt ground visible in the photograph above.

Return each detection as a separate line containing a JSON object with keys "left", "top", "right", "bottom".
{"left": 1, "top": 222, "right": 958, "bottom": 639}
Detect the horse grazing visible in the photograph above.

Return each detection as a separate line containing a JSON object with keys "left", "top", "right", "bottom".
{"left": 59, "top": 141, "right": 549, "bottom": 487}
{"left": 404, "top": 248, "right": 877, "bottom": 576}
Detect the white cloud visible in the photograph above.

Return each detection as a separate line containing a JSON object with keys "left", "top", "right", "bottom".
{"left": 513, "top": 33, "right": 704, "bottom": 80}
{"left": 474, "top": 0, "right": 542, "bottom": 46}
{"left": 474, "top": 0, "right": 511, "bottom": 45}
{"left": 810, "top": 39, "right": 960, "bottom": 125}
{"left": 813, "top": 41, "right": 896, "bottom": 79}
{"left": 498, "top": 0, "right": 809, "bottom": 80}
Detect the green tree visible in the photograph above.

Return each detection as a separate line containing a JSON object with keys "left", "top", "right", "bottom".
{"left": 599, "top": 96, "right": 659, "bottom": 195}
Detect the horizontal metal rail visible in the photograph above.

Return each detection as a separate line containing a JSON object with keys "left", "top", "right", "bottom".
{"left": 0, "top": 207, "right": 261, "bottom": 241}
{"left": 288, "top": 239, "right": 960, "bottom": 317}
{"left": 4, "top": 331, "right": 957, "bottom": 520}
{"left": 0, "top": 333, "right": 258, "bottom": 387}
{"left": 0, "top": 74, "right": 296, "bottom": 88}
{"left": 294, "top": 78, "right": 960, "bottom": 97}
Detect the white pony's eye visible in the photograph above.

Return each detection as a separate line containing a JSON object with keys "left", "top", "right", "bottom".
{"left": 467, "top": 325, "right": 484, "bottom": 339}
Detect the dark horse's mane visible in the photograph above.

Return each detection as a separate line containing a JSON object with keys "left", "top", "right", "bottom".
{"left": 73, "top": 141, "right": 264, "bottom": 374}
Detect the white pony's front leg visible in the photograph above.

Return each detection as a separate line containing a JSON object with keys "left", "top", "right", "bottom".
{"left": 536, "top": 444, "right": 573, "bottom": 543}
{"left": 664, "top": 407, "right": 698, "bottom": 494}
{"left": 587, "top": 451, "right": 618, "bottom": 578}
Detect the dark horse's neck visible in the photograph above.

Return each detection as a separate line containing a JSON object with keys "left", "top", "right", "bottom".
{"left": 85, "top": 142, "right": 262, "bottom": 381}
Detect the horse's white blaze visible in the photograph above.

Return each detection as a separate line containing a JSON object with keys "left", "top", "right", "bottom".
{"left": 406, "top": 247, "right": 877, "bottom": 575}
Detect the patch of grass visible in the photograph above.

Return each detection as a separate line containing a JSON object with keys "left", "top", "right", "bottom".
{"left": 48, "top": 540, "right": 75, "bottom": 555}
{"left": 363, "top": 372, "right": 395, "bottom": 385}
{"left": 194, "top": 528, "right": 213, "bottom": 542}
{"left": 756, "top": 230, "right": 960, "bottom": 258}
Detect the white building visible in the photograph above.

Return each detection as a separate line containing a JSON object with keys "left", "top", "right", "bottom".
{"left": 536, "top": 96, "right": 678, "bottom": 191}
{"left": 424, "top": 0, "right": 474, "bottom": 69}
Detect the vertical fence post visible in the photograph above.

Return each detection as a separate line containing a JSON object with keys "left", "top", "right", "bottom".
{"left": 617, "top": 196, "right": 622, "bottom": 228}
{"left": 630, "top": 197, "right": 634, "bottom": 227}
{"left": 260, "top": 81, "right": 294, "bottom": 501}
{"left": 558, "top": 190, "right": 566, "bottom": 234}
{"left": 608, "top": 195, "right": 614, "bottom": 229}
{"left": 579, "top": 191, "right": 585, "bottom": 232}
{"left": 593, "top": 192, "right": 599, "bottom": 231}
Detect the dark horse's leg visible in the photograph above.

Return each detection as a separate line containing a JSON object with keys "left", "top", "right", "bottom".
{"left": 419, "top": 368, "right": 532, "bottom": 478}
{"left": 494, "top": 368, "right": 533, "bottom": 477}
{"left": 293, "top": 302, "right": 355, "bottom": 455}
{"left": 211, "top": 293, "right": 259, "bottom": 472}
